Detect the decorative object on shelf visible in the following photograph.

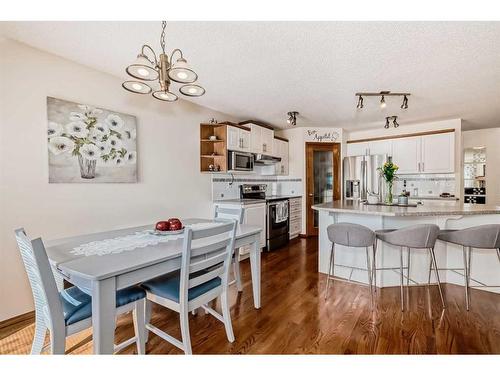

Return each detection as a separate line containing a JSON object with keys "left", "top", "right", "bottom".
{"left": 209, "top": 135, "right": 218, "bottom": 141}
{"left": 209, "top": 118, "right": 218, "bottom": 124}
{"left": 122, "top": 21, "right": 205, "bottom": 102}
{"left": 47, "top": 97, "right": 137, "bottom": 183}
{"left": 287, "top": 111, "right": 299, "bottom": 126}
{"left": 384, "top": 115, "right": 399, "bottom": 129}
{"left": 378, "top": 157, "right": 399, "bottom": 204}
{"left": 355, "top": 91, "right": 410, "bottom": 109}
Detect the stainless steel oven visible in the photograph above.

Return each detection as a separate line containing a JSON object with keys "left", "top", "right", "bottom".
{"left": 266, "top": 198, "right": 289, "bottom": 251}
{"left": 228, "top": 151, "right": 254, "bottom": 172}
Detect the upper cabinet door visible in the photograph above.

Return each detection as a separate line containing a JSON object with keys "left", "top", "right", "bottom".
{"left": 368, "top": 140, "right": 392, "bottom": 156}
{"left": 391, "top": 136, "right": 421, "bottom": 174}
{"left": 281, "top": 140, "right": 289, "bottom": 175}
{"left": 346, "top": 142, "right": 368, "bottom": 157}
{"left": 227, "top": 126, "right": 240, "bottom": 151}
{"left": 239, "top": 128, "right": 251, "bottom": 151}
{"left": 261, "top": 127, "right": 274, "bottom": 155}
{"left": 421, "top": 132, "right": 455, "bottom": 173}
{"left": 249, "top": 124, "right": 262, "bottom": 153}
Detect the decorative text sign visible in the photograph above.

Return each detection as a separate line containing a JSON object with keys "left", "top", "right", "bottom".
{"left": 304, "top": 129, "right": 341, "bottom": 143}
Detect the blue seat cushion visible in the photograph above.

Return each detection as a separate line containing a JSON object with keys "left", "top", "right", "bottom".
{"left": 141, "top": 271, "right": 221, "bottom": 303}
{"left": 60, "top": 285, "right": 145, "bottom": 326}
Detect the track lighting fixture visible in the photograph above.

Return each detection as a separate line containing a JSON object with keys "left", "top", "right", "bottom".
{"left": 385, "top": 116, "right": 399, "bottom": 129}
{"left": 356, "top": 96, "right": 364, "bottom": 109}
{"left": 287, "top": 111, "right": 299, "bottom": 126}
{"left": 401, "top": 95, "right": 409, "bottom": 109}
{"left": 355, "top": 91, "right": 410, "bottom": 110}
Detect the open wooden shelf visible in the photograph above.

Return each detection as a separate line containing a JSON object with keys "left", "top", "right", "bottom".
{"left": 200, "top": 124, "right": 228, "bottom": 173}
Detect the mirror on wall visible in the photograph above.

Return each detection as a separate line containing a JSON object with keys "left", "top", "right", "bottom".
{"left": 463, "top": 147, "right": 486, "bottom": 204}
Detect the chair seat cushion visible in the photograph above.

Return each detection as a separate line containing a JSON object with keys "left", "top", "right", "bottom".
{"left": 142, "top": 272, "right": 221, "bottom": 303}
{"left": 60, "top": 285, "right": 145, "bottom": 325}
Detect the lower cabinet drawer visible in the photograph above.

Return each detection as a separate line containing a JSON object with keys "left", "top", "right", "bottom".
{"left": 290, "top": 221, "right": 301, "bottom": 235}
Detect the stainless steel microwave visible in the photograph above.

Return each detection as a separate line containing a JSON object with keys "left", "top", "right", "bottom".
{"left": 228, "top": 151, "right": 254, "bottom": 172}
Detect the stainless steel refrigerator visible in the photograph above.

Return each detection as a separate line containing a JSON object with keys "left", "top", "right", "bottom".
{"left": 343, "top": 154, "right": 387, "bottom": 201}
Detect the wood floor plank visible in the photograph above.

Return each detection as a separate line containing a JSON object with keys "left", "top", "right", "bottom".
{"left": 1, "top": 237, "right": 499, "bottom": 354}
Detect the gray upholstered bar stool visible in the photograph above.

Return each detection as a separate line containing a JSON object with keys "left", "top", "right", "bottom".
{"left": 375, "top": 224, "right": 444, "bottom": 311}
{"left": 437, "top": 224, "right": 500, "bottom": 310}
{"left": 325, "top": 223, "right": 376, "bottom": 307}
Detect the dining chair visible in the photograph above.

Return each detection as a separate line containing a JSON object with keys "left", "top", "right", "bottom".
{"left": 214, "top": 206, "right": 244, "bottom": 292}
{"left": 141, "top": 220, "right": 237, "bottom": 354}
{"left": 15, "top": 228, "right": 147, "bottom": 354}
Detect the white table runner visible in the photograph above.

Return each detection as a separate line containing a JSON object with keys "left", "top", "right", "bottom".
{"left": 71, "top": 222, "right": 222, "bottom": 257}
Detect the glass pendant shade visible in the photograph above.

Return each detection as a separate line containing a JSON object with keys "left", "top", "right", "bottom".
{"left": 179, "top": 84, "right": 205, "bottom": 97}
{"left": 152, "top": 90, "right": 178, "bottom": 102}
{"left": 126, "top": 54, "right": 158, "bottom": 81}
{"left": 168, "top": 57, "right": 198, "bottom": 83}
{"left": 122, "top": 81, "right": 152, "bottom": 94}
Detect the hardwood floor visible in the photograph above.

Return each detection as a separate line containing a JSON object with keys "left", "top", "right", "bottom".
{"left": 1, "top": 237, "right": 499, "bottom": 354}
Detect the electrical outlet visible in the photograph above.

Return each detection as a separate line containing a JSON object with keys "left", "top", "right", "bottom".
{"left": 220, "top": 193, "right": 224, "bottom": 198}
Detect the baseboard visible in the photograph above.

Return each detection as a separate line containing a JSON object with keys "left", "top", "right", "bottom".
{"left": 0, "top": 310, "right": 35, "bottom": 340}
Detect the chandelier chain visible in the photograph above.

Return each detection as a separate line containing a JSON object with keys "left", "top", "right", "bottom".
{"left": 160, "top": 21, "right": 167, "bottom": 54}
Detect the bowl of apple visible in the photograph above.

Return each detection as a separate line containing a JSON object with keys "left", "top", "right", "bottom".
{"left": 154, "top": 218, "right": 184, "bottom": 235}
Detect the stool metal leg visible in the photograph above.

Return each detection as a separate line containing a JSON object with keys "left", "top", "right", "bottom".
{"left": 325, "top": 242, "right": 335, "bottom": 300}
{"left": 467, "top": 246, "right": 472, "bottom": 308}
{"left": 399, "top": 246, "right": 404, "bottom": 312}
{"left": 372, "top": 240, "right": 377, "bottom": 293}
{"left": 365, "top": 246, "right": 374, "bottom": 309}
{"left": 429, "top": 247, "right": 446, "bottom": 309}
{"left": 427, "top": 254, "right": 432, "bottom": 285}
{"left": 497, "top": 248, "right": 500, "bottom": 264}
{"left": 407, "top": 247, "right": 411, "bottom": 287}
{"left": 462, "top": 245, "right": 470, "bottom": 311}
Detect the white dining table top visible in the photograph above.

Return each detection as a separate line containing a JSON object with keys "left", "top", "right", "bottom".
{"left": 45, "top": 218, "right": 261, "bottom": 281}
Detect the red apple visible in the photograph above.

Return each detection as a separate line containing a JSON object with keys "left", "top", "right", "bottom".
{"left": 168, "top": 218, "right": 183, "bottom": 231}
{"left": 155, "top": 221, "right": 170, "bottom": 232}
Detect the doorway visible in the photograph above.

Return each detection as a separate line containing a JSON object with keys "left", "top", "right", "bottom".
{"left": 305, "top": 142, "right": 341, "bottom": 236}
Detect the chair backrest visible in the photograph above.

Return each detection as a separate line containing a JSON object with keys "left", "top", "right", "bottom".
{"left": 327, "top": 223, "right": 375, "bottom": 247}
{"left": 178, "top": 221, "right": 237, "bottom": 305}
{"left": 214, "top": 205, "right": 244, "bottom": 225}
{"left": 380, "top": 224, "right": 440, "bottom": 248}
{"left": 441, "top": 224, "right": 500, "bottom": 249}
{"left": 14, "top": 229, "right": 64, "bottom": 329}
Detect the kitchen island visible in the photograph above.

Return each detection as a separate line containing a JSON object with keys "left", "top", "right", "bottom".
{"left": 313, "top": 201, "right": 500, "bottom": 292}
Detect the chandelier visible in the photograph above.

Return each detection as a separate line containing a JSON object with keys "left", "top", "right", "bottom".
{"left": 122, "top": 21, "right": 205, "bottom": 102}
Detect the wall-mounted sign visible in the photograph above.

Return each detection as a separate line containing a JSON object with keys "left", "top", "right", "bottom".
{"left": 304, "top": 129, "right": 342, "bottom": 143}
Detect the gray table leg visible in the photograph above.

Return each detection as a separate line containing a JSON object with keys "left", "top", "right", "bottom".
{"left": 249, "top": 233, "right": 261, "bottom": 309}
{"left": 92, "top": 277, "right": 116, "bottom": 354}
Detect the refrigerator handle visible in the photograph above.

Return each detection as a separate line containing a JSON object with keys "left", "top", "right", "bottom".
{"left": 360, "top": 159, "right": 367, "bottom": 201}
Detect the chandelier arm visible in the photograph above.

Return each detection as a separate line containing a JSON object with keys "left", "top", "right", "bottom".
{"left": 169, "top": 48, "right": 184, "bottom": 65}
{"left": 141, "top": 44, "right": 158, "bottom": 67}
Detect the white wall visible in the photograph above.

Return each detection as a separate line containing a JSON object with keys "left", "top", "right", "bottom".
{"left": 0, "top": 39, "right": 238, "bottom": 321}
{"left": 463, "top": 127, "right": 500, "bottom": 205}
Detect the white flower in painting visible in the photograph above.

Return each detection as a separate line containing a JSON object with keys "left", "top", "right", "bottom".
{"left": 105, "top": 114, "right": 124, "bottom": 131}
{"left": 78, "top": 104, "right": 102, "bottom": 117}
{"left": 47, "top": 121, "right": 63, "bottom": 138}
{"left": 106, "top": 135, "right": 122, "bottom": 150}
{"left": 122, "top": 128, "right": 136, "bottom": 140}
{"left": 114, "top": 156, "right": 125, "bottom": 166}
{"left": 69, "top": 112, "right": 86, "bottom": 121}
{"left": 48, "top": 136, "right": 74, "bottom": 155}
{"left": 94, "top": 122, "right": 110, "bottom": 136}
{"left": 65, "top": 121, "right": 89, "bottom": 138}
{"left": 96, "top": 141, "right": 111, "bottom": 155}
{"left": 126, "top": 151, "right": 137, "bottom": 164}
{"left": 88, "top": 128, "right": 103, "bottom": 142}
{"left": 79, "top": 144, "right": 101, "bottom": 161}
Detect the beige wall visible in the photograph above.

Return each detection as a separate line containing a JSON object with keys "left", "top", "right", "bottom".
{"left": 0, "top": 39, "right": 237, "bottom": 321}
{"left": 463, "top": 128, "right": 500, "bottom": 205}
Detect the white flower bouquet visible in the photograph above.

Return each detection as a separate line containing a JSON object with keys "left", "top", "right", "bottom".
{"left": 47, "top": 104, "right": 136, "bottom": 179}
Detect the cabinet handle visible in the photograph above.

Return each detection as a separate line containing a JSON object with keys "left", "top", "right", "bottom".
{"left": 263, "top": 143, "right": 266, "bottom": 152}
{"left": 421, "top": 162, "right": 424, "bottom": 172}
{"left": 418, "top": 162, "right": 421, "bottom": 172}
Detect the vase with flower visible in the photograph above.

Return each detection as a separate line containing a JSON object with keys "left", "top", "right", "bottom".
{"left": 378, "top": 157, "right": 399, "bottom": 204}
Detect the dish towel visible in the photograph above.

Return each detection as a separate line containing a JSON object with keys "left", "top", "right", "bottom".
{"left": 275, "top": 201, "right": 289, "bottom": 223}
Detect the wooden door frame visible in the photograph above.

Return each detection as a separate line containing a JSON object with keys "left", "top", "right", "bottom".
{"left": 305, "top": 142, "right": 341, "bottom": 237}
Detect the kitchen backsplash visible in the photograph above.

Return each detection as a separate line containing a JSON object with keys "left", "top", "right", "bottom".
{"left": 212, "top": 174, "right": 303, "bottom": 200}
{"left": 393, "top": 173, "right": 456, "bottom": 197}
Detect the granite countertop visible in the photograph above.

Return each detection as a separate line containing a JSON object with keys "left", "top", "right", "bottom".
{"left": 312, "top": 200, "right": 500, "bottom": 217}
{"left": 410, "top": 196, "right": 460, "bottom": 201}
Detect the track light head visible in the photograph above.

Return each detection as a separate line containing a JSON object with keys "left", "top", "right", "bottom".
{"left": 385, "top": 117, "right": 390, "bottom": 129}
{"left": 356, "top": 96, "right": 364, "bottom": 109}
{"left": 393, "top": 117, "right": 399, "bottom": 127}
{"left": 380, "top": 95, "right": 386, "bottom": 108}
{"left": 287, "top": 111, "right": 299, "bottom": 126}
{"left": 401, "top": 95, "right": 408, "bottom": 110}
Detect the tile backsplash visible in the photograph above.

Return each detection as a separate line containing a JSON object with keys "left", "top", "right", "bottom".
{"left": 392, "top": 174, "right": 456, "bottom": 197}
{"left": 212, "top": 174, "right": 303, "bottom": 200}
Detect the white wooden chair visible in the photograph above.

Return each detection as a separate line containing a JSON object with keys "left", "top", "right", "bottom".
{"left": 15, "top": 228, "right": 147, "bottom": 354}
{"left": 214, "top": 206, "right": 244, "bottom": 292}
{"left": 141, "top": 220, "right": 237, "bottom": 354}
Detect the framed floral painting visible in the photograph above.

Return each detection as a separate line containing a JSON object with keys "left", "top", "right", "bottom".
{"left": 47, "top": 97, "right": 137, "bottom": 183}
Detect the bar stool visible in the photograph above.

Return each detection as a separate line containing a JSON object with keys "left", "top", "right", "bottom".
{"left": 325, "top": 223, "right": 376, "bottom": 307}
{"left": 437, "top": 224, "right": 500, "bottom": 310}
{"left": 375, "top": 224, "right": 444, "bottom": 311}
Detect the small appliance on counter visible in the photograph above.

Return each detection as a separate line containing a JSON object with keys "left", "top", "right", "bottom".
{"left": 240, "top": 184, "right": 289, "bottom": 251}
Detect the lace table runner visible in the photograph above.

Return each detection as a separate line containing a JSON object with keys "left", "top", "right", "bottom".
{"left": 71, "top": 222, "right": 222, "bottom": 257}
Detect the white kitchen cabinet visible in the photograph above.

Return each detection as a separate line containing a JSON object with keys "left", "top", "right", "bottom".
{"left": 421, "top": 132, "right": 455, "bottom": 173}
{"left": 248, "top": 123, "right": 274, "bottom": 155}
{"left": 261, "top": 127, "right": 274, "bottom": 155}
{"left": 368, "top": 140, "right": 392, "bottom": 156}
{"left": 289, "top": 197, "right": 302, "bottom": 239}
{"left": 346, "top": 142, "right": 369, "bottom": 156}
{"left": 391, "top": 136, "right": 421, "bottom": 174}
{"left": 227, "top": 125, "right": 251, "bottom": 152}
{"left": 273, "top": 138, "right": 289, "bottom": 175}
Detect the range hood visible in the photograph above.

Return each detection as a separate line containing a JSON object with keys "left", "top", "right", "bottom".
{"left": 254, "top": 154, "right": 281, "bottom": 165}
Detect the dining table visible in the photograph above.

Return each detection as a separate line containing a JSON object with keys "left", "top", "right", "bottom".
{"left": 44, "top": 218, "right": 262, "bottom": 354}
